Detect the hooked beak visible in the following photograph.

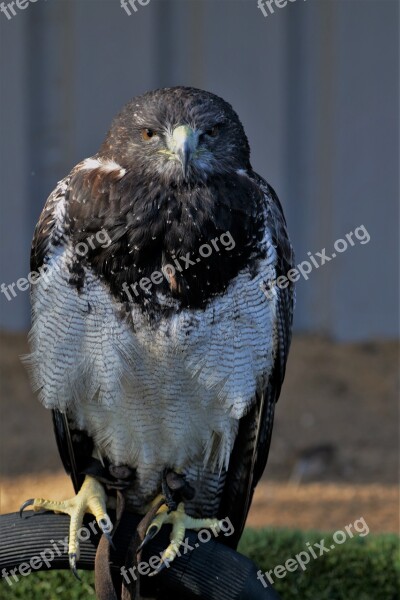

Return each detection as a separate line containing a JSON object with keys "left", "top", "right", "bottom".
{"left": 171, "top": 125, "right": 198, "bottom": 179}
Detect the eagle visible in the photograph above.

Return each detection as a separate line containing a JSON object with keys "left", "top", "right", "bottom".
{"left": 21, "top": 87, "right": 294, "bottom": 582}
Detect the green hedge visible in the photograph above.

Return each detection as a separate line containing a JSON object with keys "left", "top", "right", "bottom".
{"left": 1, "top": 528, "right": 399, "bottom": 599}
{"left": 239, "top": 528, "right": 400, "bottom": 600}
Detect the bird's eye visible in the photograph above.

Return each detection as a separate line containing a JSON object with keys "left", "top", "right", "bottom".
{"left": 205, "top": 125, "right": 221, "bottom": 138}
{"left": 141, "top": 128, "right": 156, "bottom": 141}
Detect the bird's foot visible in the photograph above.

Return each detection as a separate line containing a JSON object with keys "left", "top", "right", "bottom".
{"left": 20, "top": 475, "right": 112, "bottom": 579}
{"left": 139, "top": 501, "right": 223, "bottom": 576}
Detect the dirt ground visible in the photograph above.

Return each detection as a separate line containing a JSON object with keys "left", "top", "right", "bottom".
{"left": 0, "top": 331, "right": 398, "bottom": 534}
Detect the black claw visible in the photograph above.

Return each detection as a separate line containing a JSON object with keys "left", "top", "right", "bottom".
{"left": 105, "top": 531, "right": 116, "bottom": 551}
{"left": 137, "top": 525, "right": 159, "bottom": 552}
{"left": 98, "top": 518, "right": 116, "bottom": 551}
{"left": 69, "top": 553, "right": 81, "bottom": 581}
{"left": 148, "top": 559, "right": 168, "bottom": 577}
{"left": 19, "top": 499, "right": 34, "bottom": 518}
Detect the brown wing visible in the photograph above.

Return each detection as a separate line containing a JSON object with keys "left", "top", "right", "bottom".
{"left": 218, "top": 176, "right": 295, "bottom": 548}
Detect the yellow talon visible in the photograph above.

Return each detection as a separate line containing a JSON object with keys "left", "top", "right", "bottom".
{"left": 142, "top": 501, "right": 223, "bottom": 575}
{"left": 20, "top": 475, "right": 112, "bottom": 578}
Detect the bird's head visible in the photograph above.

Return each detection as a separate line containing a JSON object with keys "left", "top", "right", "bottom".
{"left": 99, "top": 87, "right": 251, "bottom": 185}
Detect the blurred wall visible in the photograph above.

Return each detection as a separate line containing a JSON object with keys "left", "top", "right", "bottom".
{"left": 0, "top": 0, "right": 398, "bottom": 340}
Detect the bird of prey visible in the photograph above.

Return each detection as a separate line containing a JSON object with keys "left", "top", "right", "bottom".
{"left": 22, "top": 87, "right": 294, "bottom": 580}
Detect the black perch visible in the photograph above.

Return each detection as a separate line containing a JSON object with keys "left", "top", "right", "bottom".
{"left": 0, "top": 511, "right": 280, "bottom": 599}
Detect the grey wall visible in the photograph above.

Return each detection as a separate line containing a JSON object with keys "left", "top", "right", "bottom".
{"left": 0, "top": 0, "right": 398, "bottom": 340}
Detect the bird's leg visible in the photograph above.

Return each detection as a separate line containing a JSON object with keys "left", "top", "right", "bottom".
{"left": 141, "top": 502, "right": 224, "bottom": 575}
{"left": 20, "top": 475, "right": 112, "bottom": 579}
{"left": 139, "top": 470, "right": 223, "bottom": 575}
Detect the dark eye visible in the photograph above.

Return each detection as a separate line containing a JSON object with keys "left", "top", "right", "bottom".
{"left": 141, "top": 128, "right": 156, "bottom": 141}
{"left": 204, "top": 125, "right": 221, "bottom": 138}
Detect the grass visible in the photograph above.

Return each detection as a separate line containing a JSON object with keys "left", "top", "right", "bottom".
{"left": 1, "top": 528, "right": 399, "bottom": 599}
{"left": 239, "top": 528, "right": 400, "bottom": 599}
